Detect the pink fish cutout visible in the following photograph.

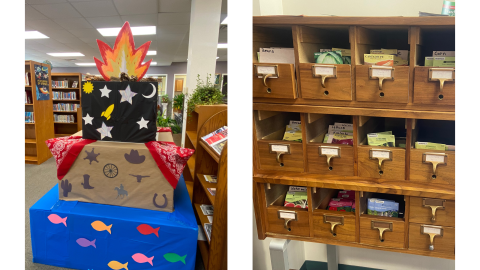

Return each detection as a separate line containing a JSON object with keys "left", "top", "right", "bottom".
{"left": 76, "top": 238, "right": 96, "bottom": 248}
{"left": 48, "top": 214, "right": 67, "bottom": 227}
{"left": 132, "top": 253, "right": 154, "bottom": 266}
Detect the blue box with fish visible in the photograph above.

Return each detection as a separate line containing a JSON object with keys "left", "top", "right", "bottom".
{"left": 29, "top": 176, "right": 197, "bottom": 270}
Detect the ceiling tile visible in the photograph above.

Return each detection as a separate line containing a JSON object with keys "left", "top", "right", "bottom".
{"left": 55, "top": 36, "right": 85, "bottom": 44}
{"left": 158, "top": 0, "right": 191, "bottom": 13}
{"left": 25, "top": 5, "right": 48, "bottom": 20}
{"left": 113, "top": 0, "right": 157, "bottom": 15}
{"left": 53, "top": 18, "right": 93, "bottom": 29}
{"left": 25, "top": 20, "right": 65, "bottom": 31}
{"left": 120, "top": 14, "right": 157, "bottom": 27}
{"left": 30, "top": 3, "right": 83, "bottom": 19}
{"left": 68, "top": 28, "right": 103, "bottom": 38}
{"left": 70, "top": 1, "right": 119, "bottom": 17}
{"left": 26, "top": 0, "right": 67, "bottom": 3}
{"left": 157, "top": 13, "right": 190, "bottom": 25}
{"left": 38, "top": 29, "right": 76, "bottom": 39}
{"left": 157, "top": 25, "right": 189, "bottom": 35}
{"left": 25, "top": 25, "right": 36, "bottom": 31}
{"left": 85, "top": 16, "right": 123, "bottom": 28}
{"left": 156, "top": 33, "right": 185, "bottom": 42}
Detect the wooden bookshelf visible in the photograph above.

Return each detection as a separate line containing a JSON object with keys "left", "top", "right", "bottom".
{"left": 51, "top": 73, "right": 82, "bottom": 137}
{"left": 183, "top": 104, "right": 228, "bottom": 199}
{"left": 192, "top": 110, "right": 227, "bottom": 270}
{"left": 25, "top": 60, "right": 54, "bottom": 165}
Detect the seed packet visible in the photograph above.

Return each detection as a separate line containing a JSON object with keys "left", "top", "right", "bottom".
{"left": 367, "top": 133, "right": 395, "bottom": 147}
{"left": 284, "top": 191, "right": 308, "bottom": 209}
{"left": 415, "top": 142, "right": 446, "bottom": 151}
{"left": 328, "top": 198, "right": 353, "bottom": 212}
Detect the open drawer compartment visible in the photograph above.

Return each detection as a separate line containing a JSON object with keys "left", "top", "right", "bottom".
{"left": 413, "top": 26, "right": 455, "bottom": 105}
{"left": 253, "top": 25, "right": 296, "bottom": 99}
{"left": 359, "top": 192, "right": 406, "bottom": 249}
{"left": 254, "top": 110, "right": 304, "bottom": 172}
{"left": 410, "top": 119, "right": 455, "bottom": 185}
{"left": 305, "top": 113, "right": 354, "bottom": 176}
{"left": 264, "top": 184, "right": 310, "bottom": 237}
{"left": 357, "top": 116, "right": 406, "bottom": 180}
{"left": 311, "top": 188, "right": 356, "bottom": 242}
{"left": 296, "top": 26, "right": 352, "bottom": 101}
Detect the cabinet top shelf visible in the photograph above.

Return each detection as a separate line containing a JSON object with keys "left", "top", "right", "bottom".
{"left": 253, "top": 16, "right": 455, "bottom": 26}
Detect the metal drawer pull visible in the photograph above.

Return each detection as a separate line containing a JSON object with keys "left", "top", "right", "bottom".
{"left": 423, "top": 198, "right": 446, "bottom": 222}
{"left": 371, "top": 221, "right": 393, "bottom": 242}
{"left": 369, "top": 66, "right": 395, "bottom": 91}
{"left": 278, "top": 210, "right": 297, "bottom": 232}
{"left": 270, "top": 144, "right": 291, "bottom": 167}
{"left": 429, "top": 68, "right": 455, "bottom": 92}
{"left": 421, "top": 225, "right": 443, "bottom": 251}
{"left": 319, "top": 146, "right": 340, "bottom": 171}
{"left": 324, "top": 215, "right": 344, "bottom": 237}
{"left": 423, "top": 153, "right": 447, "bottom": 179}
{"left": 312, "top": 65, "right": 337, "bottom": 88}
{"left": 254, "top": 64, "right": 279, "bottom": 94}
{"left": 276, "top": 152, "right": 286, "bottom": 164}
{"left": 369, "top": 149, "right": 392, "bottom": 175}
{"left": 263, "top": 74, "right": 273, "bottom": 92}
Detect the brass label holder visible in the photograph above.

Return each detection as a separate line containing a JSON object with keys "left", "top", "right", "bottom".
{"left": 429, "top": 68, "right": 455, "bottom": 92}
{"left": 269, "top": 143, "right": 291, "bottom": 166}
{"left": 421, "top": 225, "right": 444, "bottom": 251}
{"left": 371, "top": 220, "right": 393, "bottom": 242}
{"left": 324, "top": 215, "right": 344, "bottom": 237}
{"left": 423, "top": 198, "right": 446, "bottom": 222}
{"left": 278, "top": 210, "right": 297, "bottom": 232}
{"left": 312, "top": 65, "right": 337, "bottom": 88}
{"left": 369, "top": 66, "right": 395, "bottom": 90}
{"left": 319, "top": 146, "right": 341, "bottom": 171}
{"left": 422, "top": 152, "right": 447, "bottom": 179}
{"left": 369, "top": 149, "right": 393, "bottom": 175}
{"left": 254, "top": 64, "right": 279, "bottom": 93}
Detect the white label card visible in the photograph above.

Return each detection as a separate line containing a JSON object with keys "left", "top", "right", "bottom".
{"left": 372, "top": 150, "right": 391, "bottom": 159}
{"left": 257, "top": 66, "right": 278, "bottom": 78}
{"left": 371, "top": 68, "right": 392, "bottom": 78}
{"left": 279, "top": 212, "right": 296, "bottom": 220}
{"left": 314, "top": 66, "right": 335, "bottom": 76}
{"left": 431, "top": 70, "right": 453, "bottom": 80}
{"left": 289, "top": 186, "right": 307, "bottom": 192}
{"left": 271, "top": 145, "right": 289, "bottom": 152}
{"left": 321, "top": 148, "right": 339, "bottom": 156}
{"left": 423, "top": 226, "right": 442, "bottom": 235}
{"left": 426, "top": 154, "right": 445, "bottom": 163}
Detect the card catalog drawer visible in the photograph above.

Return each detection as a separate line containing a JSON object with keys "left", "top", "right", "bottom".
{"left": 313, "top": 212, "right": 356, "bottom": 242}
{"left": 257, "top": 141, "right": 304, "bottom": 172}
{"left": 253, "top": 63, "right": 296, "bottom": 99}
{"left": 356, "top": 65, "right": 409, "bottom": 103}
{"left": 299, "top": 63, "right": 352, "bottom": 101}
{"left": 409, "top": 197, "right": 455, "bottom": 227}
{"left": 413, "top": 67, "right": 455, "bottom": 106}
{"left": 266, "top": 207, "right": 310, "bottom": 237}
{"left": 360, "top": 216, "right": 405, "bottom": 249}
{"left": 408, "top": 224, "right": 455, "bottom": 255}
{"left": 358, "top": 147, "right": 405, "bottom": 180}
{"left": 410, "top": 149, "right": 455, "bottom": 186}
{"left": 307, "top": 144, "right": 354, "bottom": 176}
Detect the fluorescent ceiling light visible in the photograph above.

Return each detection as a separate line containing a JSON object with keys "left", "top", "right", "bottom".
{"left": 75, "top": 63, "right": 96, "bottom": 66}
{"left": 216, "top": 57, "right": 219, "bottom": 59}
{"left": 147, "top": 51, "right": 156, "bottom": 55}
{"left": 143, "top": 62, "right": 157, "bottom": 65}
{"left": 26, "top": 31, "right": 49, "bottom": 39}
{"left": 97, "top": 26, "right": 156, "bottom": 36}
{"left": 221, "top": 17, "right": 228, "bottom": 25}
{"left": 47, "top": 52, "right": 84, "bottom": 57}
{"left": 217, "top": 43, "right": 227, "bottom": 48}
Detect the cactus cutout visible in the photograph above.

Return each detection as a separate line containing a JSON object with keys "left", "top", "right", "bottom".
{"left": 61, "top": 179, "right": 72, "bottom": 197}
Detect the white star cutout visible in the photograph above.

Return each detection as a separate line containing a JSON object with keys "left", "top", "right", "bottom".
{"left": 83, "top": 113, "right": 94, "bottom": 125}
{"left": 119, "top": 85, "right": 137, "bottom": 105}
{"left": 137, "top": 117, "right": 149, "bottom": 129}
{"left": 99, "top": 85, "right": 112, "bottom": 98}
{"left": 96, "top": 122, "right": 113, "bottom": 139}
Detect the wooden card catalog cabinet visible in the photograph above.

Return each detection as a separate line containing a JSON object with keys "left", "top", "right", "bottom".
{"left": 266, "top": 208, "right": 310, "bottom": 237}
{"left": 358, "top": 148, "right": 405, "bottom": 180}
{"left": 307, "top": 145, "right": 354, "bottom": 176}
{"left": 257, "top": 142, "right": 304, "bottom": 172}
{"left": 299, "top": 64, "right": 352, "bottom": 101}
{"left": 409, "top": 223, "right": 455, "bottom": 255}
{"left": 409, "top": 197, "right": 455, "bottom": 227}
{"left": 414, "top": 67, "right": 455, "bottom": 105}
{"left": 356, "top": 65, "right": 409, "bottom": 103}
{"left": 360, "top": 217, "right": 405, "bottom": 248}
{"left": 313, "top": 213, "right": 356, "bottom": 242}
{"left": 410, "top": 150, "right": 455, "bottom": 185}
{"left": 253, "top": 64, "right": 296, "bottom": 99}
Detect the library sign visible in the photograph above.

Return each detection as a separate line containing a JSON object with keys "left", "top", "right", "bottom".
{"left": 34, "top": 64, "right": 50, "bottom": 101}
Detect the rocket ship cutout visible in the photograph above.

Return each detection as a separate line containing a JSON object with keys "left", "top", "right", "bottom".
{"left": 101, "top": 104, "right": 114, "bottom": 120}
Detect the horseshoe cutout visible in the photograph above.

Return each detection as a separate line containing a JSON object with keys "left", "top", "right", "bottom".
{"left": 153, "top": 193, "right": 168, "bottom": 208}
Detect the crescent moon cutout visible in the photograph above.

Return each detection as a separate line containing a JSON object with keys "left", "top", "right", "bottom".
{"left": 142, "top": 83, "right": 156, "bottom": 98}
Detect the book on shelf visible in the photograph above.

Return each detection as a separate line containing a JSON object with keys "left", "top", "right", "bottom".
{"left": 200, "top": 204, "right": 214, "bottom": 215}
{"left": 25, "top": 91, "right": 33, "bottom": 104}
{"left": 25, "top": 72, "right": 31, "bottom": 86}
{"left": 53, "top": 103, "right": 80, "bottom": 112}
{"left": 52, "top": 80, "right": 69, "bottom": 88}
{"left": 204, "top": 175, "right": 217, "bottom": 183}
{"left": 54, "top": 114, "right": 75, "bottom": 123}
{"left": 53, "top": 91, "right": 77, "bottom": 100}
{"left": 72, "top": 81, "right": 78, "bottom": 88}
{"left": 207, "top": 188, "right": 216, "bottom": 196}
{"left": 201, "top": 126, "right": 228, "bottom": 155}
{"left": 207, "top": 215, "right": 213, "bottom": 223}
{"left": 204, "top": 223, "right": 212, "bottom": 242}
{"left": 25, "top": 112, "right": 35, "bottom": 123}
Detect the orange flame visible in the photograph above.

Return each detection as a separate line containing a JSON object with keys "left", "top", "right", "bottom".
{"left": 94, "top": 21, "right": 152, "bottom": 81}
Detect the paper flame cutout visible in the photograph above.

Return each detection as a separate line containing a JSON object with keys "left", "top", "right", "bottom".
{"left": 94, "top": 21, "right": 152, "bottom": 81}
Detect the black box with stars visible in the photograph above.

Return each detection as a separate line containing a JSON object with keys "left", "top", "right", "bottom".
{"left": 81, "top": 81, "right": 158, "bottom": 143}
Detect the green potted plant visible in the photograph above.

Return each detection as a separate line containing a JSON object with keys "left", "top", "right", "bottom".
{"left": 156, "top": 112, "right": 181, "bottom": 134}
{"left": 186, "top": 74, "right": 224, "bottom": 118}
{"left": 173, "top": 93, "right": 185, "bottom": 113}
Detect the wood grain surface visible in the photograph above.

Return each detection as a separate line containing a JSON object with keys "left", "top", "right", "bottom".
{"left": 409, "top": 149, "right": 455, "bottom": 186}
{"left": 257, "top": 140, "right": 305, "bottom": 172}
{"left": 253, "top": 64, "right": 297, "bottom": 99}
{"left": 313, "top": 211, "right": 356, "bottom": 243}
{"left": 307, "top": 144, "right": 354, "bottom": 176}
{"left": 299, "top": 63, "right": 352, "bottom": 101}
{"left": 408, "top": 223, "right": 455, "bottom": 255}
{"left": 356, "top": 65, "right": 410, "bottom": 104}
{"left": 409, "top": 197, "right": 455, "bottom": 227}
{"left": 414, "top": 67, "right": 455, "bottom": 105}
{"left": 266, "top": 206, "right": 310, "bottom": 237}
{"left": 360, "top": 216, "right": 405, "bottom": 249}
{"left": 358, "top": 146, "right": 406, "bottom": 180}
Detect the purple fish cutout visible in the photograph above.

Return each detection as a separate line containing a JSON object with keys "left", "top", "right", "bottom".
{"left": 76, "top": 238, "right": 96, "bottom": 248}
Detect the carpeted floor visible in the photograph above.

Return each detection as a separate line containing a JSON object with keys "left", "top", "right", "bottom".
{"left": 25, "top": 132, "right": 205, "bottom": 270}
